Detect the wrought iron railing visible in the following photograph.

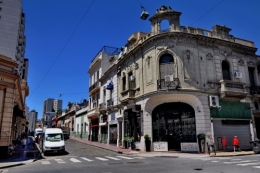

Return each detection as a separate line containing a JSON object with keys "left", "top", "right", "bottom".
{"left": 250, "top": 86, "right": 260, "bottom": 95}
{"left": 89, "top": 81, "right": 99, "bottom": 92}
{"left": 157, "top": 78, "right": 180, "bottom": 90}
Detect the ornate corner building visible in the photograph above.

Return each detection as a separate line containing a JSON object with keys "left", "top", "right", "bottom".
{"left": 87, "top": 5, "right": 260, "bottom": 152}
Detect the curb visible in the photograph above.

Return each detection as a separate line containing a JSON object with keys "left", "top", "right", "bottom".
{"left": 0, "top": 163, "right": 25, "bottom": 169}
{"left": 210, "top": 153, "right": 254, "bottom": 157}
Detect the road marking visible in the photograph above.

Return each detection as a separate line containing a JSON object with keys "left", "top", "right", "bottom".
{"left": 41, "top": 161, "right": 50, "bottom": 164}
{"left": 81, "top": 157, "right": 93, "bottom": 162}
{"left": 133, "top": 157, "right": 145, "bottom": 159}
{"left": 1, "top": 169, "right": 9, "bottom": 173}
{"left": 55, "top": 159, "right": 66, "bottom": 163}
{"left": 96, "top": 157, "right": 109, "bottom": 161}
{"left": 116, "top": 156, "right": 134, "bottom": 160}
{"left": 211, "top": 161, "right": 218, "bottom": 162}
{"left": 231, "top": 159, "right": 242, "bottom": 161}
{"left": 70, "top": 158, "right": 81, "bottom": 162}
{"left": 237, "top": 162, "right": 260, "bottom": 166}
{"left": 224, "top": 160, "right": 258, "bottom": 164}
{"left": 105, "top": 156, "right": 121, "bottom": 160}
{"left": 253, "top": 166, "right": 260, "bottom": 168}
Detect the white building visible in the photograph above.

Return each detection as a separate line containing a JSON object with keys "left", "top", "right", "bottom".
{"left": 87, "top": 46, "right": 120, "bottom": 142}
{"left": 28, "top": 110, "right": 38, "bottom": 132}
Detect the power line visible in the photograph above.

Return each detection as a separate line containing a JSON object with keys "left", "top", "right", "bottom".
{"left": 28, "top": 0, "right": 95, "bottom": 100}
{"left": 189, "top": 0, "right": 226, "bottom": 27}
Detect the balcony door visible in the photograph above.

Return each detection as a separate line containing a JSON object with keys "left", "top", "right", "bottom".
{"left": 248, "top": 67, "right": 255, "bottom": 87}
{"left": 159, "top": 53, "right": 175, "bottom": 80}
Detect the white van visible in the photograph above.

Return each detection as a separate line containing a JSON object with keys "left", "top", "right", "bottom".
{"left": 34, "top": 128, "right": 43, "bottom": 138}
{"left": 41, "top": 128, "right": 65, "bottom": 155}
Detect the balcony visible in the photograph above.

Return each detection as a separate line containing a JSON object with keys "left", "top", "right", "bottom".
{"left": 87, "top": 107, "right": 99, "bottom": 119}
{"left": 250, "top": 86, "right": 260, "bottom": 97}
{"left": 120, "top": 89, "right": 135, "bottom": 104}
{"left": 99, "top": 103, "right": 106, "bottom": 112}
{"left": 219, "top": 80, "right": 247, "bottom": 99}
{"left": 89, "top": 81, "right": 100, "bottom": 94}
{"left": 157, "top": 78, "right": 180, "bottom": 90}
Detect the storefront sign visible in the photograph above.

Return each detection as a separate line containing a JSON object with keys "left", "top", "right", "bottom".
{"left": 109, "top": 120, "right": 118, "bottom": 125}
{"left": 153, "top": 142, "right": 168, "bottom": 151}
{"left": 181, "top": 142, "right": 198, "bottom": 152}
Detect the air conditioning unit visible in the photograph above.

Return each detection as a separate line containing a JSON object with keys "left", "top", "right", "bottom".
{"left": 209, "top": 96, "right": 219, "bottom": 107}
{"left": 129, "top": 75, "right": 135, "bottom": 81}
{"left": 132, "top": 105, "right": 141, "bottom": 112}
{"left": 234, "top": 71, "right": 242, "bottom": 79}
{"left": 165, "top": 75, "right": 173, "bottom": 82}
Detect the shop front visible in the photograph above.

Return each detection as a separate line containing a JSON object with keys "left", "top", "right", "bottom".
{"left": 109, "top": 120, "right": 118, "bottom": 145}
{"left": 99, "top": 114, "right": 108, "bottom": 143}
{"left": 211, "top": 101, "right": 252, "bottom": 151}
{"left": 152, "top": 102, "right": 196, "bottom": 151}
{"left": 124, "top": 109, "right": 141, "bottom": 146}
{"left": 90, "top": 118, "right": 99, "bottom": 142}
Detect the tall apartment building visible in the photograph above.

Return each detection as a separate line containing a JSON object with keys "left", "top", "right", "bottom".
{"left": 0, "top": 0, "right": 27, "bottom": 80}
{"left": 43, "top": 98, "right": 63, "bottom": 116}
{"left": 53, "top": 99, "right": 62, "bottom": 112}
{"left": 28, "top": 110, "right": 38, "bottom": 133}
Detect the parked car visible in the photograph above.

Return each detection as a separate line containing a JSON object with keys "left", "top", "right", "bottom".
{"left": 35, "top": 132, "right": 43, "bottom": 143}
{"left": 63, "top": 132, "right": 70, "bottom": 140}
{"left": 250, "top": 139, "right": 260, "bottom": 154}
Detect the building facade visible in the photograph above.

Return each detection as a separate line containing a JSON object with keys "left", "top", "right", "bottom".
{"left": 27, "top": 110, "right": 38, "bottom": 133}
{"left": 88, "top": 6, "right": 260, "bottom": 152}
{"left": 87, "top": 46, "right": 120, "bottom": 142}
{"left": 0, "top": 54, "right": 29, "bottom": 158}
{"left": 0, "top": 0, "right": 27, "bottom": 81}
{"left": 42, "top": 98, "right": 62, "bottom": 116}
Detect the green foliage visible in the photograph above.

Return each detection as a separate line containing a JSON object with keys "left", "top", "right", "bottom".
{"left": 144, "top": 134, "right": 150, "bottom": 140}
{"left": 124, "top": 137, "right": 129, "bottom": 141}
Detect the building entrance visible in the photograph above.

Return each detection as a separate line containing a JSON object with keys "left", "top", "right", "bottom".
{"left": 152, "top": 102, "right": 196, "bottom": 150}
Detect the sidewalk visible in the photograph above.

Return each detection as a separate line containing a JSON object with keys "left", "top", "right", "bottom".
{"left": 71, "top": 137, "right": 254, "bottom": 158}
{"left": 0, "top": 136, "right": 39, "bottom": 169}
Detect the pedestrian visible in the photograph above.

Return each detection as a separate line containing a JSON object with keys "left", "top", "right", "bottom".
{"left": 22, "top": 137, "right": 27, "bottom": 151}
{"left": 233, "top": 136, "right": 240, "bottom": 152}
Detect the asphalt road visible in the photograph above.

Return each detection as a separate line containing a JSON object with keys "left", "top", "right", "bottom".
{"left": 3, "top": 139, "right": 260, "bottom": 173}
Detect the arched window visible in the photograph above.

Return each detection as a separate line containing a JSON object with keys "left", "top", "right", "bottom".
{"left": 255, "top": 102, "right": 259, "bottom": 110}
{"left": 159, "top": 54, "right": 174, "bottom": 81}
{"left": 222, "top": 61, "right": 231, "bottom": 80}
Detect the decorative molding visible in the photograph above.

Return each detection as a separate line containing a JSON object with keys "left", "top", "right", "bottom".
{"left": 238, "top": 59, "right": 245, "bottom": 66}
{"left": 206, "top": 53, "right": 213, "bottom": 60}
{"left": 134, "top": 63, "right": 139, "bottom": 70}
{"left": 247, "top": 61, "right": 255, "bottom": 66}
{"left": 221, "top": 51, "right": 232, "bottom": 57}
{"left": 156, "top": 44, "right": 174, "bottom": 52}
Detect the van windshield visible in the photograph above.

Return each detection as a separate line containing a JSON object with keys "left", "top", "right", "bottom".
{"left": 46, "top": 133, "right": 63, "bottom": 141}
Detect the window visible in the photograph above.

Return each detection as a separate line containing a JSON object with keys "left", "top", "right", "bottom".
{"left": 222, "top": 60, "right": 231, "bottom": 80}
{"left": 46, "top": 133, "right": 63, "bottom": 141}
{"left": 159, "top": 54, "right": 174, "bottom": 83}
{"left": 128, "top": 71, "right": 136, "bottom": 89}
{"left": 248, "top": 67, "right": 255, "bottom": 86}
{"left": 77, "top": 124, "right": 79, "bottom": 133}
{"left": 111, "top": 113, "right": 115, "bottom": 120}
{"left": 122, "top": 75, "right": 126, "bottom": 91}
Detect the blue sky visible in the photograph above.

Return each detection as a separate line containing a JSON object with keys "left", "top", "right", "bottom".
{"left": 23, "top": 0, "right": 260, "bottom": 118}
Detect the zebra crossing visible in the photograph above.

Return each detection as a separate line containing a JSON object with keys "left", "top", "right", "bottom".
{"left": 40, "top": 155, "right": 143, "bottom": 165}
{"left": 193, "top": 157, "right": 260, "bottom": 169}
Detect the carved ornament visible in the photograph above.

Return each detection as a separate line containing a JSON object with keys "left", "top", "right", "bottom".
{"left": 238, "top": 59, "right": 245, "bottom": 66}
{"left": 206, "top": 53, "right": 213, "bottom": 60}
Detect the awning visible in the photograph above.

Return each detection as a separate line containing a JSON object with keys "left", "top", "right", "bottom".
{"left": 99, "top": 122, "right": 107, "bottom": 126}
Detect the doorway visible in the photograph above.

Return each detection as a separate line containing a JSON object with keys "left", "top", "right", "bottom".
{"left": 152, "top": 102, "right": 196, "bottom": 150}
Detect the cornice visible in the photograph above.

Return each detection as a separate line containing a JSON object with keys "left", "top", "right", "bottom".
{"left": 118, "top": 32, "right": 257, "bottom": 65}
{"left": 99, "top": 63, "right": 118, "bottom": 82}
